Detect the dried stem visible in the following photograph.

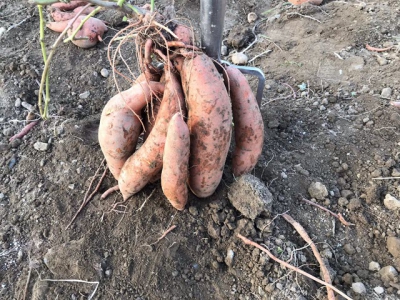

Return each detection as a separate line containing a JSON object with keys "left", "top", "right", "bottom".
{"left": 237, "top": 234, "right": 352, "bottom": 300}
{"left": 282, "top": 213, "right": 335, "bottom": 300}
{"left": 301, "top": 198, "right": 354, "bottom": 226}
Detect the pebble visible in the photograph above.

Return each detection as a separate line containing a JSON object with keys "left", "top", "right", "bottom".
{"left": 384, "top": 194, "right": 400, "bottom": 210}
{"left": 381, "top": 87, "right": 392, "bottom": 98}
{"left": 341, "top": 190, "right": 353, "bottom": 199}
{"left": 352, "top": 282, "right": 366, "bottom": 294}
{"left": 387, "top": 237, "right": 400, "bottom": 258}
{"left": 21, "top": 101, "right": 34, "bottom": 112}
{"left": 3, "top": 127, "right": 14, "bottom": 136}
{"left": 231, "top": 52, "right": 248, "bottom": 65}
{"left": 79, "top": 91, "right": 90, "bottom": 99}
{"left": 15, "top": 98, "right": 21, "bottom": 108}
{"left": 379, "top": 266, "right": 398, "bottom": 283}
{"left": 391, "top": 169, "right": 400, "bottom": 177}
{"left": 172, "top": 271, "right": 179, "bottom": 277}
{"left": 100, "top": 68, "right": 109, "bottom": 78}
{"left": 342, "top": 273, "right": 353, "bottom": 285}
{"left": 10, "top": 138, "right": 21, "bottom": 148}
{"left": 344, "top": 243, "right": 356, "bottom": 255}
{"left": 376, "top": 55, "right": 388, "bottom": 66}
{"left": 225, "top": 249, "right": 235, "bottom": 267}
{"left": 247, "top": 12, "right": 258, "bottom": 23}
{"left": 33, "top": 142, "right": 49, "bottom": 151}
{"left": 228, "top": 174, "right": 273, "bottom": 219}
{"left": 221, "top": 45, "right": 228, "bottom": 56}
{"left": 348, "top": 198, "right": 362, "bottom": 211}
{"left": 0, "top": 193, "right": 4, "bottom": 199}
{"left": 308, "top": 182, "right": 328, "bottom": 200}
{"left": 105, "top": 269, "right": 112, "bottom": 277}
{"left": 374, "top": 286, "right": 384, "bottom": 294}
{"left": 0, "top": 27, "right": 5, "bottom": 39}
{"left": 338, "top": 197, "right": 349, "bottom": 206}
{"left": 188, "top": 206, "right": 198, "bottom": 216}
{"left": 369, "top": 261, "right": 381, "bottom": 271}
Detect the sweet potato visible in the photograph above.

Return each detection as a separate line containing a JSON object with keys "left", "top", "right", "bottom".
{"left": 50, "top": 1, "right": 87, "bottom": 10}
{"left": 118, "top": 71, "right": 185, "bottom": 200}
{"left": 179, "top": 53, "right": 232, "bottom": 198}
{"left": 46, "top": 16, "right": 107, "bottom": 48}
{"left": 225, "top": 66, "right": 264, "bottom": 177}
{"left": 173, "top": 24, "right": 193, "bottom": 45}
{"left": 99, "top": 81, "right": 164, "bottom": 180}
{"left": 161, "top": 113, "right": 190, "bottom": 210}
{"left": 50, "top": 6, "right": 96, "bottom": 22}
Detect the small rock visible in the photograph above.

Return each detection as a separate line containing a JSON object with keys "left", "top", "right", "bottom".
{"left": 379, "top": 266, "right": 398, "bottom": 283}
{"left": 172, "top": 270, "right": 179, "bottom": 277}
{"left": 308, "top": 182, "right": 328, "bottom": 200}
{"left": 188, "top": 206, "right": 198, "bottom": 216}
{"left": 374, "top": 286, "right": 384, "bottom": 294}
{"left": 348, "top": 198, "right": 362, "bottom": 211}
{"left": 247, "top": 12, "right": 258, "bottom": 23}
{"left": 21, "top": 101, "right": 34, "bottom": 112}
{"left": 10, "top": 138, "right": 21, "bottom": 149}
{"left": 381, "top": 87, "right": 392, "bottom": 99}
{"left": 228, "top": 174, "right": 273, "bottom": 220}
{"left": 376, "top": 55, "right": 388, "bottom": 66}
{"left": 100, "top": 68, "right": 109, "bottom": 78}
{"left": 79, "top": 91, "right": 90, "bottom": 99}
{"left": 3, "top": 127, "right": 14, "bottom": 137}
{"left": 0, "top": 27, "right": 5, "bottom": 39}
{"left": 231, "top": 52, "right": 248, "bottom": 65}
{"left": 352, "top": 282, "right": 366, "bottom": 294}
{"left": 342, "top": 273, "right": 353, "bottom": 285}
{"left": 392, "top": 169, "right": 400, "bottom": 177}
{"left": 207, "top": 221, "right": 220, "bottom": 239}
{"left": 0, "top": 193, "right": 4, "bottom": 199}
{"left": 33, "top": 142, "right": 49, "bottom": 151}
{"left": 344, "top": 243, "right": 356, "bottom": 255}
{"left": 225, "top": 249, "right": 235, "bottom": 267}
{"left": 221, "top": 45, "right": 228, "bottom": 56}
{"left": 267, "top": 119, "right": 279, "bottom": 128}
{"left": 105, "top": 269, "right": 112, "bottom": 277}
{"left": 15, "top": 98, "right": 21, "bottom": 107}
{"left": 338, "top": 197, "right": 349, "bottom": 206}
{"left": 369, "top": 261, "right": 381, "bottom": 271}
{"left": 341, "top": 190, "right": 353, "bottom": 199}
{"left": 387, "top": 237, "right": 400, "bottom": 258}
{"left": 384, "top": 194, "right": 400, "bottom": 210}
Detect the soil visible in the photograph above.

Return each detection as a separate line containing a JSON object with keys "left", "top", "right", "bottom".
{"left": 1, "top": 0, "right": 400, "bottom": 299}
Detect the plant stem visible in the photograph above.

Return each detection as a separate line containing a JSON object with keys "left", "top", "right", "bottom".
{"left": 38, "top": 5, "right": 50, "bottom": 119}
{"left": 38, "top": 4, "right": 91, "bottom": 120}
{"left": 63, "top": 6, "right": 102, "bottom": 43}
{"left": 150, "top": 0, "right": 155, "bottom": 12}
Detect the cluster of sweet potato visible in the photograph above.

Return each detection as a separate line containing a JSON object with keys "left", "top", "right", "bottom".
{"left": 99, "top": 22, "right": 264, "bottom": 210}
{"left": 46, "top": 1, "right": 107, "bottom": 48}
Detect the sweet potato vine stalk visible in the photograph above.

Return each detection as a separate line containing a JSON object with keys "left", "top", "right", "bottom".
{"left": 38, "top": 4, "right": 50, "bottom": 119}
{"left": 237, "top": 234, "right": 352, "bottom": 300}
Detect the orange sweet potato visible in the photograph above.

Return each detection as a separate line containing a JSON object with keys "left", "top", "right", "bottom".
{"left": 99, "top": 81, "right": 164, "bottom": 180}
{"left": 161, "top": 113, "right": 190, "bottom": 210}
{"left": 50, "top": 6, "right": 96, "bottom": 22}
{"left": 178, "top": 53, "right": 232, "bottom": 198}
{"left": 50, "top": 1, "right": 87, "bottom": 10}
{"left": 46, "top": 16, "right": 107, "bottom": 48}
{"left": 225, "top": 66, "right": 264, "bottom": 177}
{"left": 118, "top": 71, "right": 185, "bottom": 200}
{"left": 173, "top": 24, "right": 193, "bottom": 45}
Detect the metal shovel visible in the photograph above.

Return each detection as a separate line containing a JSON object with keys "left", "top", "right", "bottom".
{"left": 200, "top": 0, "right": 266, "bottom": 105}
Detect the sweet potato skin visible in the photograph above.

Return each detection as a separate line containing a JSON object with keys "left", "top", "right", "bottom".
{"left": 173, "top": 24, "right": 193, "bottom": 45}
{"left": 161, "top": 113, "right": 190, "bottom": 210}
{"left": 225, "top": 66, "right": 264, "bottom": 176}
{"left": 180, "top": 54, "right": 232, "bottom": 198}
{"left": 99, "top": 81, "right": 164, "bottom": 180}
{"left": 50, "top": 6, "right": 95, "bottom": 22}
{"left": 118, "top": 71, "right": 185, "bottom": 200}
{"left": 68, "top": 16, "right": 108, "bottom": 49}
{"left": 50, "top": 1, "right": 87, "bottom": 10}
